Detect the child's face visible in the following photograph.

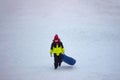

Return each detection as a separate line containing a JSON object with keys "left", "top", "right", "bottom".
{"left": 55, "top": 40, "right": 58, "bottom": 43}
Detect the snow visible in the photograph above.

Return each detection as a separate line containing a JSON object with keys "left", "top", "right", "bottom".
{"left": 0, "top": 0, "right": 120, "bottom": 80}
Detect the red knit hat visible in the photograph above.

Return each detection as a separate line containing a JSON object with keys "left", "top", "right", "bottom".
{"left": 53, "top": 34, "right": 60, "bottom": 41}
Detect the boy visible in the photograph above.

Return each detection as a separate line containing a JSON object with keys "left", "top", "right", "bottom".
{"left": 50, "top": 34, "right": 65, "bottom": 69}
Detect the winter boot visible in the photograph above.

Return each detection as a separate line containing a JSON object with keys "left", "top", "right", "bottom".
{"left": 54, "top": 63, "right": 58, "bottom": 69}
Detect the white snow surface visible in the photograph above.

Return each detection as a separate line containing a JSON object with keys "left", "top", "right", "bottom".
{"left": 0, "top": 0, "right": 120, "bottom": 80}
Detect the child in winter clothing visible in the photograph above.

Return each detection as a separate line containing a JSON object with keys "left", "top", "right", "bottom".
{"left": 50, "top": 34, "right": 65, "bottom": 69}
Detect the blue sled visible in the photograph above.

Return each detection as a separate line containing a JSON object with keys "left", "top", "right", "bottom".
{"left": 61, "top": 54, "right": 76, "bottom": 65}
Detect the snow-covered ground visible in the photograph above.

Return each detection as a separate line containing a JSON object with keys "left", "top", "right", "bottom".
{"left": 0, "top": 0, "right": 120, "bottom": 80}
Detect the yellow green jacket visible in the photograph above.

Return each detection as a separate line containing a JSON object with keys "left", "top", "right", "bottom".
{"left": 50, "top": 42, "right": 64, "bottom": 56}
